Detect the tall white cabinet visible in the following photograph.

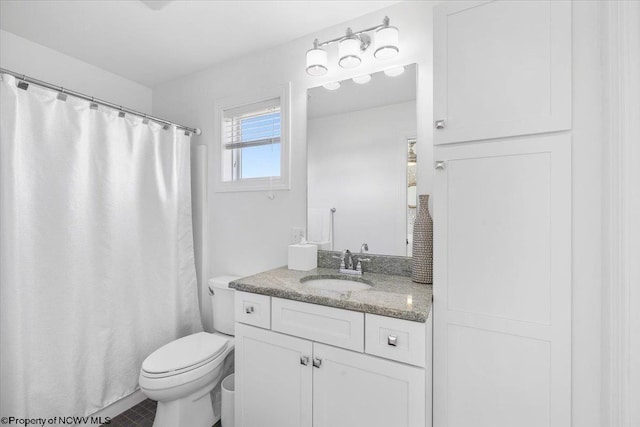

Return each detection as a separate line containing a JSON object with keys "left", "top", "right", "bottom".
{"left": 433, "top": 1, "right": 573, "bottom": 427}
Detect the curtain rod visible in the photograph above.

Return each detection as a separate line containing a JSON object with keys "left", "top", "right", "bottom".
{"left": 0, "top": 67, "right": 202, "bottom": 136}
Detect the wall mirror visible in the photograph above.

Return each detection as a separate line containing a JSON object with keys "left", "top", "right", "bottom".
{"left": 307, "top": 64, "right": 417, "bottom": 257}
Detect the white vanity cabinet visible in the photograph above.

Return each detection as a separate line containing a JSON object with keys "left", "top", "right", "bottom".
{"left": 234, "top": 292, "right": 430, "bottom": 427}
{"left": 235, "top": 323, "right": 312, "bottom": 427}
{"left": 312, "top": 342, "right": 425, "bottom": 427}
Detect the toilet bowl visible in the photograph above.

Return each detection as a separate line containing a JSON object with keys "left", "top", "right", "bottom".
{"left": 139, "top": 275, "right": 239, "bottom": 427}
{"left": 139, "top": 332, "right": 233, "bottom": 427}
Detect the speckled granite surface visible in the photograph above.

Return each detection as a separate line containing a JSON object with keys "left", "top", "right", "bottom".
{"left": 229, "top": 267, "right": 432, "bottom": 322}
{"left": 318, "top": 250, "right": 412, "bottom": 277}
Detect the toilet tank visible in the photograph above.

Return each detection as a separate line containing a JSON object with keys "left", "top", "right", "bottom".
{"left": 208, "top": 275, "right": 240, "bottom": 336}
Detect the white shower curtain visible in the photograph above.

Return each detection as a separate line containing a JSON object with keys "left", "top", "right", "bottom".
{"left": 0, "top": 74, "right": 203, "bottom": 418}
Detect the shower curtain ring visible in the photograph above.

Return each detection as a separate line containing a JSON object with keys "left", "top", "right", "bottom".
{"left": 17, "top": 75, "right": 29, "bottom": 90}
{"left": 57, "top": 87, "right": 68, "bottom": 101}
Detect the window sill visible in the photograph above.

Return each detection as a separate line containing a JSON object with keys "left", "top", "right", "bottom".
{"left": 213, "top": 176, "right": 290, "bottom": 193}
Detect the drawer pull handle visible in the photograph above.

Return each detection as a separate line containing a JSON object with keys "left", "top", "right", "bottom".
{"left": 300, "top": 355, "right": 310, "bottom": 366}
{"left": 388, "top": 335, "right": 398, "bottom": 346}
{"left": 313, "top": 357, "right": 322, "bottom": 368}
{"left": 245, "top": 306, "right": 255, "bottom": 314}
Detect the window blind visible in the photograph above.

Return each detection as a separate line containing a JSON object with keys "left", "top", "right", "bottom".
{"left": 223, "top": 97, "right": 281, "bottom": 150}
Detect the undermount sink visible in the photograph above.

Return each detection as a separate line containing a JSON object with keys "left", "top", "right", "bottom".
{"left": 301, "top": 276, "right": 372, "bottom": 292}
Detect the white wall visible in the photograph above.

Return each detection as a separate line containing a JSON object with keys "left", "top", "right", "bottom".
{"left": 629, "top": 8, "right": 640, "bottom": 425}
{"left": 600, "top": 1, "right": 640, "bottom": 426}
{"left": 151, "top": 1, "right": 434, "bottom": 331}
{"left": 308, "top": 101, "right": 416, "bottom": 256}
{"left": 0, "top": 30, "right": 152, "bottom": 112}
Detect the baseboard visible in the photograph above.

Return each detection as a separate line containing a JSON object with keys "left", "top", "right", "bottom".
{"left": 75, "top": 389, "right": 146, "bottom": 426}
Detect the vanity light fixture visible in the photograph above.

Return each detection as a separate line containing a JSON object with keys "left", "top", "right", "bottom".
{"left": 352, "top": 74, "right": 372, "bottom": 84}
{"left": 384, "top": 66, "right": 405, "bottom": 77}
{"left": 306, "top": 16, "right": 399, "bottom": 76}
{"left": 323, "top": 81, "right": 341, "bottom": 91}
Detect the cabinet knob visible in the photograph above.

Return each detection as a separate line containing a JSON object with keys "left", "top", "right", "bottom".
{"left": 435, "top": 119, "right": 446, "bottom": 129}
{"left": 313, "top": 357, "right": 322, "bottom": 368}
{"left": 300, "top": 355, "right": 310, "bottom": 366}
{"left": 244, "top": 306, "right": 255, "bottom": 314}
{"left": 388, "top": 335, "right": 398, "bottom": 346}
{"left": 435, "top": 161, "right": 446, "bottom": 170}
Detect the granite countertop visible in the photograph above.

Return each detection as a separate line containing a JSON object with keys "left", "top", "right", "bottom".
{"left": 229, "top": 267, "right": 432, "bottom": 322}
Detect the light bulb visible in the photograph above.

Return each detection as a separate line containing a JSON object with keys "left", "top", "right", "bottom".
{"left": 384, "top": 66, "right": 405, "bottom": 77}
{"left": 352, "top": 74, "right": 372, "bottom": 84}
{"left": 323, "top": 81, "right": 341, "bottom": 91}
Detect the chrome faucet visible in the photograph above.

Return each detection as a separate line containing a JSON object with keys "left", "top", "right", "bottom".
{"left": 333, "top": 249, "right": 370, "bottom": 276}
{"left": 344, "top": 250, "right": 354, "bottom": 269}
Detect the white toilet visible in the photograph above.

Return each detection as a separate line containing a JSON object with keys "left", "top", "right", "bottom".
{"left": 139, "top": 275, "right": 239, "bottom": 427}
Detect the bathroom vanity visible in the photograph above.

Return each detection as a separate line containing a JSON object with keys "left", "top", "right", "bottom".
{"left": 230, "top": 266, "right": 432, "bottom": 427}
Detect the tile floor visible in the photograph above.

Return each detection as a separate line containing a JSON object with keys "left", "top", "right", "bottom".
{"left": 101, "top": 399, "right": 221, "bottom": 427}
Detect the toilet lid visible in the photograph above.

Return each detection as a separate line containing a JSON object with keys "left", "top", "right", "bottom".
{"left": 142, "top": 332, "right": 228, "bottom": 375}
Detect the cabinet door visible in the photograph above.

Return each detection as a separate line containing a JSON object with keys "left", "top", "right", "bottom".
{"left": 433, "top": 135, "right": 571, "bottom": 427}
{"left": 434, "top": 0, "right": 571, "bottom": 144}
{"left": 234, "top": 323, "right": 312, "bottom": 427}
{"left": 312, "top": 343, "right": 425, "bottom": 427}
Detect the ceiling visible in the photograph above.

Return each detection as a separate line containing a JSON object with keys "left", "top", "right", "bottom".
{"left": 0, "top": 0, "right": 400, "bottom": 87}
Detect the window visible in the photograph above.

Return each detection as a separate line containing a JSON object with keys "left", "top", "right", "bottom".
{"left": 215, "top": 85, "right": 290, "bottom": 192}
{"left": 223, "top": 100, "right": 281, "bottom": 181}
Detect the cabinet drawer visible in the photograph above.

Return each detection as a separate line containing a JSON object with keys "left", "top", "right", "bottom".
{"left": 272, "top": 298, "right": 364, "bottom": 352}
{"left": 235, "top": 291, "right": 271, "bottom": 329}
{"left": 365, "top": 314, "right": 426, "bottom": 367}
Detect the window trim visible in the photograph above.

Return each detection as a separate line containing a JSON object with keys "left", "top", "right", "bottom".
{"left": 213, "top": 84, "right": 291, "bottom": 192}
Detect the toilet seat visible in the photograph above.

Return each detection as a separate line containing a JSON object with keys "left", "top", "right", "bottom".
{"left": 141, "top": 332, "right": 229, "bottom": 379}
